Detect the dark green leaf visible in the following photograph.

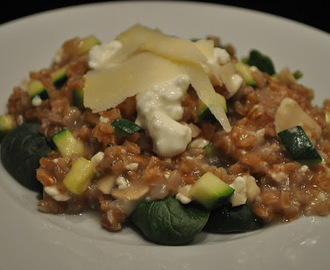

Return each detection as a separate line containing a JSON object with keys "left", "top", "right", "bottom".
{"left": 204, "top": 204, "right": 264, "bottom": 233}
{"left": 130, "top": 196, "right": 210, "bottom": 245}
{"left": 1, "top": 123, "right": 52, "bottom": 192}
{"left": 245, "top": 50, "right": 276, "bottom": 76}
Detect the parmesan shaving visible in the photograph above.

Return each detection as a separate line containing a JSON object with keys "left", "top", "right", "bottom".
{"left": 115, "top": 24, "right": 208, "bottom": 65}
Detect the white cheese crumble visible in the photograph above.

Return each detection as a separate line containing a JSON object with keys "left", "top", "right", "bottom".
{"left": 116, "top": 176, "right": 130, "bottom": 189}
{"left": 135, "top": 75, "right": 192, "bottom": 157}
{"left": 99, "top": 116, "right": 110, "bottom": 123}
{"left": 44, "top": 186, "right": 71, "bottom": 201}
{"left": 299, "top": 165, "right": 309, "bottom": 173}
{"left": 91, "top": 151, "right": 104, "bottom": 165}
{"left": 213, "top": 47, "right": 230, "bottom": 65}
{"left": 230, "top": 175, "right": 260, "bottom": 206}
{"left": 189, "top": 138, "right": 210, "bottom": 149}
{"left": 31, "top": 95, "right": 42, "bottom": 107}
{"left": 53, "top": 47, "right": 64, "bottom": 64}
{"left": 88, "top": 40, "right": 123, "bottom": 69}
{"left": 125, "top": 163, "right": 139, "bottom": 171}
{"left": 271, "top": 171, "right": 288, "bottom": 183}
{"left": 175, "top": 185, "right": 192, "bottom": 204}
{"left": 228, "top": 73, "right": 243, "bottom": 93}
{"left": 230, "top": 176, "right": 247, "bottom": 207}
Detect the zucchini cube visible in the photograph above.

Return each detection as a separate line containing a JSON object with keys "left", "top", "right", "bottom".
{"left": 190, "top": 172, "right": 234, "bottom": 210}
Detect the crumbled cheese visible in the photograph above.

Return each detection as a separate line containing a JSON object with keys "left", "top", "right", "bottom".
{"left": 116, "top": 176, "right": 130, "bottom": 189}
{"left": 271, "top": 172, "right": 288, "bottom": 183}
{"left": 218, "top": 62, "right": 243, "bottom": 97}
{"left": 230, "top": 176, "right": 247, "bottom": 207}
{"left": 245, "top": 175, "right": 260, "bottom": 202}
{"left": 31, "top": 95, "right": 42, "bottom": 107}
{"left": 44, "top": 186, "right": 71, "bottom": 201}
{"left": 189, "top": 138, "right": 210, "bottom": 149}
{"left": 53, "top": 47, "right": 64, "bottom": 64}
{"left": 135, "top": 75, "right": 192, "bottom": 157}
{"left": 99, "top": 116, "right": 110, "bottom": 123}
{"left": 229, "top": 73, "right": 243, "bottom": 92}
{"left": 125, "top": 163, "right": 139, "bottom": 171}
{"left": 213, "top": 47, "right": 230, "bottom": 65}
{"left": 19, "top": 76, "right": 29, "bottom": 91}
{"left": 88, "top": 40, "right": 123, "bottom": 69}
{"left": 91, "top": 152, "right": 104, "bottom": 165}
{"left": 164, "top": 172, "right": 171, "bottom": 179}
{"left": 317, "top": 191, "right": 327, "bottom": 201}
{"left": 300, "top": 165, "right": 309, "bottom": 173}
{"left": 175, "top": 185, "right": 192, "bottom": 204}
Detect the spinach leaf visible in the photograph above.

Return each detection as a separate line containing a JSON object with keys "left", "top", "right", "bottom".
{"left": 130, "top": 196, "right": 210, "bottom": 245}
{"left": 204, "top": 203, "right": 264, "bottom": 234}
{"left": 1, "top": 122, "right": 52, "bottom": 192}
{"left": 244, "top": 49, "right": 276, "bottom": 76}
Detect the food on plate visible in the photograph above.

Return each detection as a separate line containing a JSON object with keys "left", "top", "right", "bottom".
{"left": 1, "top": 24, "right": 329, "bottom": 245}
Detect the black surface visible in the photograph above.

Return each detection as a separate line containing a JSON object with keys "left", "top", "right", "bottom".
{"left": 1, "top": 0, "right": 329, "bottom": 33}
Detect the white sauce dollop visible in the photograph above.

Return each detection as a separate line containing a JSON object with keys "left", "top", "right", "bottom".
{"left": 135, "top": 75, "right": 192, "bottom": 157}
{"left": 88, "top": 40, "right": 123, "bottom": 69}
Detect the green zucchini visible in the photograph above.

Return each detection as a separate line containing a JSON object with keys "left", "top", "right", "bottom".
{"left": 278, "top": 125, "right": 322, "bottom": 166}
{"left": 235, "top": 62, "right": 257, "bottom": 87}
{"left": 0, "top": 114, "right": 16, "bottom": 142}
{"left": 63, "top": 157, "right": 95, "bottom": 195}
{"left": 51, "top": 66, "right": 67, "bottom": 89}
{"left": 27, "top": 79, "right": 49, "bottom": 100}
{"left": 189, "top": 172, "right": 234, "bottom": 210}
{"left": 78, "top": 35, "right": 101, "bottom": 56}
{"left": 325, "top": 110, "right": 330, "bottom": 124}
{"left": 72, "top": 88, "right": 84, "bottom": 110}
{"left": 51, "top": 128, "right": 86, "bottom": 158}
{"left": 111, "top": 118, "right": 141, "bottom": 138}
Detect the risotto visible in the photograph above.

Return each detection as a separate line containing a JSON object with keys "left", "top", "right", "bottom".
{"left": 1, "top": 24, "right": 329, "bottom": 245}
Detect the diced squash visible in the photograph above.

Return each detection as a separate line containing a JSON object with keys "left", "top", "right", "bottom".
{"left": 278, "top": 126, "right": 322, "bottom": 166}
{"left": 189, "top": 172, "right": 234, "bottom": 209}
{"left": 235, "top": 62, "right": 256, "bottom": 87}
{"left": 27, "top": 79, "right": 48, "bottom": 100}
{"left": 51, "top": 66, "right": 67, "bottom": 89}
{"left": 73, "top": 88, "right": 84, "bottom": 110}
{"left": 0, "top": 114, "right": 16, "bottom": 141}
{"left": 78, "top": 35, "right": 101, "bottom": 56}
{"left": 63, "top": 157, "right": 95, "bottom": 195}
{"left": 51, "top": 129, "right": 86, "bottom": 158}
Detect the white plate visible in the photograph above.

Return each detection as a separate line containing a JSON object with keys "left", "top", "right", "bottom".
{"left": 0, "top": 1, "right": 329, "bottom": 269}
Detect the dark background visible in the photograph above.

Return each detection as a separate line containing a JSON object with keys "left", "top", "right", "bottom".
{"left": 0, "top": 0, "right": 329, "bottom": 33}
